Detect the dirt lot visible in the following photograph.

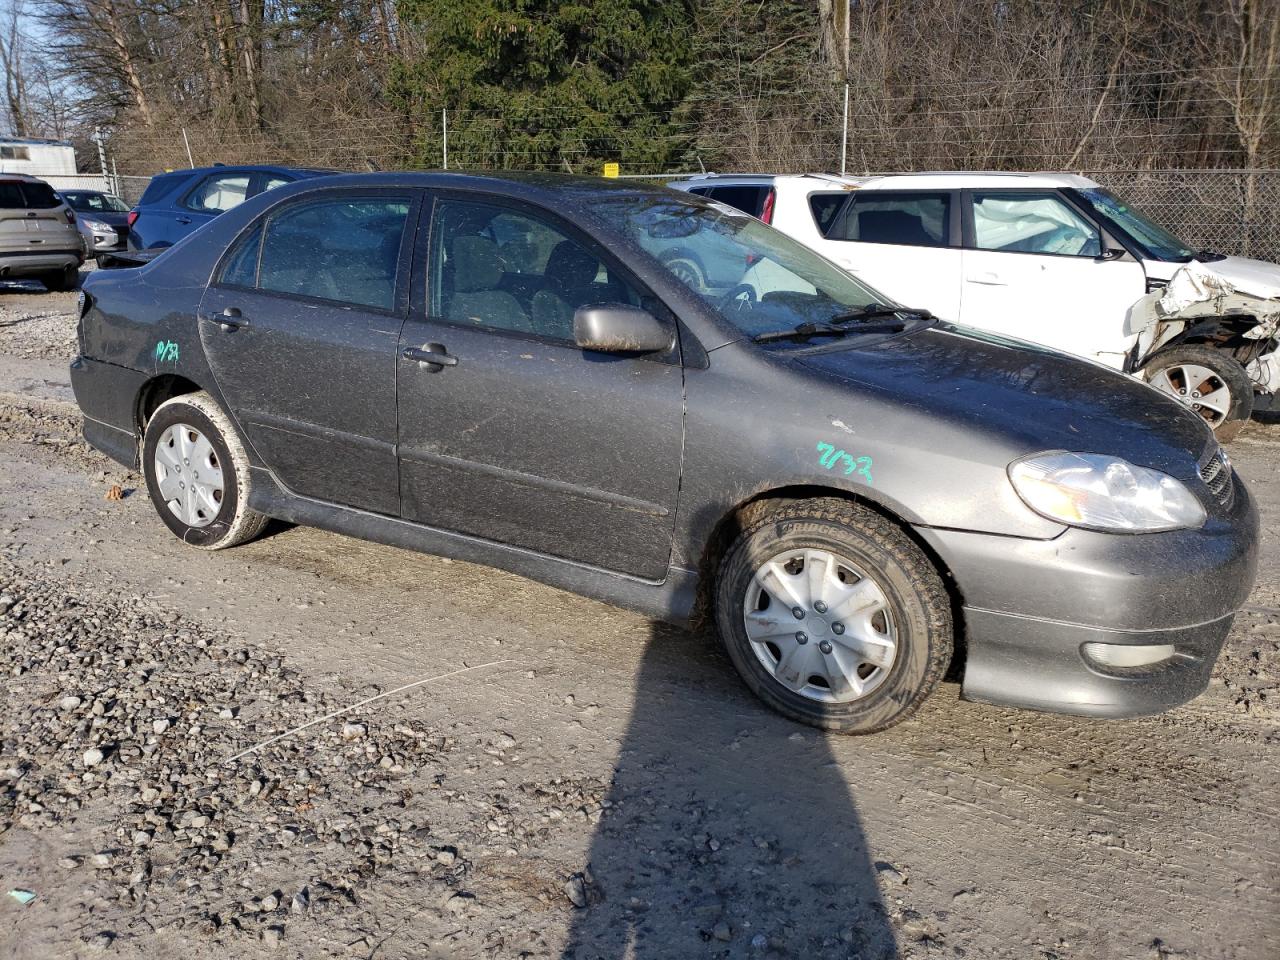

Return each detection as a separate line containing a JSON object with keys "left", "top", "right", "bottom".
{"left": 0, "top": 279, "right": 1277, "bottom": 960}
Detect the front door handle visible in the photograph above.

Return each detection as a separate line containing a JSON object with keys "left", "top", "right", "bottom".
{"left": 403, "top": 344, "right": 458, "bottom": 370}
{"left": 965, "top": 271, "right": 1007, "bottom": 286}
{"left": 175, "top": 216, "right": 192, "bottom": 225}
{"left": 206, "top": 306, "right": 248, "bottom": 330}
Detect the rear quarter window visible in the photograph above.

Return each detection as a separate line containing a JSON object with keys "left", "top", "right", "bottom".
{"left": 137, "top": 174, "right": 189, "bottom": 206}
{"left": 0, "top": 182, "right": 25, "bottom": 208}
{"left": 707, "top": 186, "right": 768, "bottom": 218}
{"left": 20, "top": 182, "right": 61, "bottom": 208}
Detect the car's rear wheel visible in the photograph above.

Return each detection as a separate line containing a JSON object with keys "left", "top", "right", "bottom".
{"left": 142, "top": 392, "right": 268, "bottom": 550}
{"left": 714, "top": 498, "right": 952, "bottom": 733}
{"left": 1141, "top": 345, "right": 1253, "bottom": 440}
{"left": 39, "top": 264, "right": 78, "bottom": 292}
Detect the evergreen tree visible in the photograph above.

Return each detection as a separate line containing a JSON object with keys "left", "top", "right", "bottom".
{"left": 392, "top": 0, "right": 695, "bottom": 172}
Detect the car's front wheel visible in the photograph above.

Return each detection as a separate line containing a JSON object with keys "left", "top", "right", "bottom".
{"left": 714, "top": 498, "right": 952, "bottom": 733}
{"left": 142, "top": 392, "right": 268, "bottom": 550}
{"left": 1141, "top": 345, "right": 1253, "bottom": 440}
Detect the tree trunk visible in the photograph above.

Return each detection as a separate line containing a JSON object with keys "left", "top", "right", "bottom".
{"left": 98, "top": 0, "right": 153, "bottom": 125}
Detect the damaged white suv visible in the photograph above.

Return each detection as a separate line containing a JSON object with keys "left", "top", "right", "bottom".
{"left": 669, "top": 172, "right": 1280, "bottom": 438}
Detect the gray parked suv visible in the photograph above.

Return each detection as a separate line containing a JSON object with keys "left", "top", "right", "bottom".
{"left": 0, "top": 174, "right": 85, "bottom": 290}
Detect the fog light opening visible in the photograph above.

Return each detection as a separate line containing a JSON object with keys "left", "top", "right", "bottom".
{"left": 1083, "top": 642, "right": 1177, "bottom": 668}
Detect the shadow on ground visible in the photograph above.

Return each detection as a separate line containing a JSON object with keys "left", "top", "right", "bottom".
{"left": 561, "top": 622, "right": 898, "bottom": 960}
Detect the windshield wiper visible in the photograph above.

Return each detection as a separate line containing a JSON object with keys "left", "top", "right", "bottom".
{"left": 1194, "top": 248, "right": 1228, "bottom": 261}
{"left": 830, "top": 303, "right": 933, "bottom": 324}
{"left": 752, "top": 319, "right": 906, "bottom": 343}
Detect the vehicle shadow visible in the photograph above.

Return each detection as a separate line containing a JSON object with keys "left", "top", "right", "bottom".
{"left": 560, "top": 620, "right": 899, "bottom": 960}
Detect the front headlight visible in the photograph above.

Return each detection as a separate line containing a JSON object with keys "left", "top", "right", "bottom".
{"left": 84, "top": 219, "right": 111, "bottom": 233}
{"left": 1009, "top": 452, "right": 1206, "bottom": 532}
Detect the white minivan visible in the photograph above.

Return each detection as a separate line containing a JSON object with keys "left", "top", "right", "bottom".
{"left": 668, "top": 172, "right": 1280, "bottom": 438}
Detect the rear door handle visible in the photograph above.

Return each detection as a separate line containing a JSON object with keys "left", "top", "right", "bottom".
{"left": 403, "top": 344, "right": 458, "bottom": 369}
{"left": 965, "top": 271, "right": 1007, "bottom": 286}
{"left": 175, "top": 216, "right": 192, "bottom": 225}
{"left": 206, "top": 306, "right": 248, "bottom": 330}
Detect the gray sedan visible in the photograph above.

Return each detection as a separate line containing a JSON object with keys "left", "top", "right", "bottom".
{"left": 69, "top": 172, "right": 1257, "bottom": 732}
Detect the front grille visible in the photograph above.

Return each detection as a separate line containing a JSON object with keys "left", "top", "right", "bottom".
{"left": 1200, "top": 448, "right": 1235, "bottom": 508}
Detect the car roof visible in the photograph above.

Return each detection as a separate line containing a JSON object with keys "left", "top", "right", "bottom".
{"left": 264, "top": 170, "right": 688, "bottom": 208}
{"left": 152, "top": 164, "right": 335, "bottom": 179}
{"left": 669, "top": 171, "right": 1100, "bottom": 191}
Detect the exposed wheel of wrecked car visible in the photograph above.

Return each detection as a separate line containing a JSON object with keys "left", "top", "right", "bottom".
{"left": 142, "top": 392, "right": 269, "bottom": 550}
{"left": 715, "top": 498, "right": 952, "bottom": 734}
{"left": 1141, "top": 345, "right": 1253, "bottom": 440}
{"left": 40, "top": 264, "right": 79, "bottom": 293}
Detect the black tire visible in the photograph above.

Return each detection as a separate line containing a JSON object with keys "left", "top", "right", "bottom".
{"left": 661, "top": 251, "right": 709, "bottom": 292}
{"left": 1141, "top": 345, "right": 1253, "bottom": 441}
{"left": 142, "top": 392, "right": 269, "bottom": 550}
{"left": 39, "top": 264, "right": 79, "bottom": 292}
{"left": 714, "top": 498, "right": 952, "bottom": 734}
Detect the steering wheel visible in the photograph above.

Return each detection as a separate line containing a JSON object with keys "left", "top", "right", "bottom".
{"left": 718, "top": 283, "right": 757, "bottom": 313}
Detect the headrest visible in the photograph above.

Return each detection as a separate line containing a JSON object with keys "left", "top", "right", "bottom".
{"left": 452, "top": 235, "right": 504, "bottom": 292}
{"left": 544, "top": 240, "right": 599, "bottom": 287}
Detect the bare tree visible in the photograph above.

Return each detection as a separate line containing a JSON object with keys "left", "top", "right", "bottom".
{"left": 0, "top": 0, "right": 29, "bottom": 136}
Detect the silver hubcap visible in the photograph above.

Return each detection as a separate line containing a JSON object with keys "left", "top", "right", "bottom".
{"left": 154, "top": 422, "right": 225, "bottom": 528}
{"left": 1147, "top": 364, "right": 1232, "bottom": 427}
{"left": 743, "top": 548, "right": 898, "bottom": 703}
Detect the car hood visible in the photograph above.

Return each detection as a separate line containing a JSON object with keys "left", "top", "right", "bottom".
{"left": 1145, "top": 254, "right": 1280, "bottom": 300}
{"left": 793, "top": 323, "right": 1214, "bottom": 479}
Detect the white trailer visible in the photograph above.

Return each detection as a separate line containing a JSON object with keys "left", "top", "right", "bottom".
{"left": 0, "top": 137, "right": 78, "bottom": 176}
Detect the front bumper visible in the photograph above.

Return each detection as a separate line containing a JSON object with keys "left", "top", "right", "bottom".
{"left": 916, "top": 477, "right": 1259, "bottom": 718}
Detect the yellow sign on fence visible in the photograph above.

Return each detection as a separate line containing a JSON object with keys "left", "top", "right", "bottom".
{"left": 602, "top": 162, "right": 620, "bottom": 179}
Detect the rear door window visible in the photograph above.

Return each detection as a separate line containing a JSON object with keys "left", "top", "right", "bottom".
{"left": 971, "top": 192, "right": 1102, "bottom": 257}
{"left": 253, "top": 195, "right": 411, "bottom": 310}
{"left": 829, "top": 192, "right": 951, "bottom": 247}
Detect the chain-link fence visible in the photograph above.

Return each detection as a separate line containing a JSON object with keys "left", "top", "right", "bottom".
{"left": 1087, "top": 170, "right": 1280, "bottom": 264}
{"left": 23, "top": 161, "right": 1280, "bottom": 266}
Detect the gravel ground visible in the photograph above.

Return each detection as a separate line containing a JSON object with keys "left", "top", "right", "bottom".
{"left": 0, "top": 285, "right": 1277, "bottom": 959}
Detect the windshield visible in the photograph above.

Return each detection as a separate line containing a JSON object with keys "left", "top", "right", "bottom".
{"left": 592, "top": 194, "right": 890, "bottom": 339}
{"left": 1077, "top": 188, "right": 1196, "bottom": 262}
{"left": 65, "top": 192, "right": 130, "bottom": 213}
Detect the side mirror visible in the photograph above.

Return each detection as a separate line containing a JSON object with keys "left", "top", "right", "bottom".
{"left": 1096, "top": 247, "right": 1128, "bottom": 262}
{"left": 574, "top": 303, "right": 674, "bottom": 354}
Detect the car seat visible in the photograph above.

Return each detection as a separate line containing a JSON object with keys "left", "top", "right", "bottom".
{"left": 446, "top": 235, "right": 532, "bottom": 332}
{"left": 529, "top": 240, "right": 604, "bottom": 337}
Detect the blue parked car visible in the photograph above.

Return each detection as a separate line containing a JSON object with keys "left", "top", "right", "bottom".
{"left": 127, "top": 164, "right": 332, "bottom": 250}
